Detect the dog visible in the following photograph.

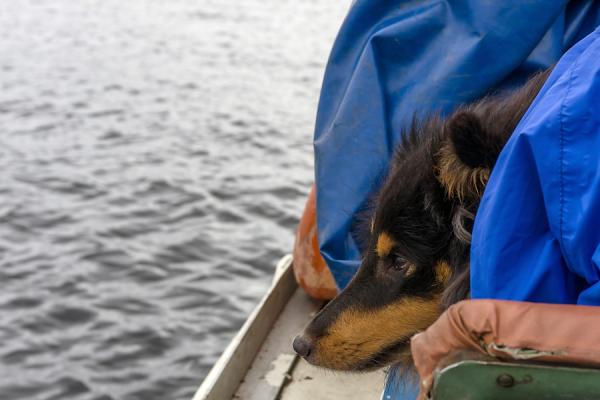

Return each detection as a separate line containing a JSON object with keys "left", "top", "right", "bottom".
{"left": 293, "top": 69, "right": 551, "bottom": 371}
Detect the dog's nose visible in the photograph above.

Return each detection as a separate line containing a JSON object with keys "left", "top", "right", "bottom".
{"left": 292, "top": 335, "right": 313, "bottom": 358}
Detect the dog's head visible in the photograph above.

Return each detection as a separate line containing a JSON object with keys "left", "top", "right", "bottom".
{"left": 293, "top": 111, "right": 491, "bottom": 370}
{"left": 293, "top": 70, "right": 550, "bottom": 371}
{"left": 293, "top": 69, "right": 552, "bottom": 371}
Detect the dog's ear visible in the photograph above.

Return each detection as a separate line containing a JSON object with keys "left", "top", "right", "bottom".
{"left": 437, "top": 110, "right": 502, "bottom": 201}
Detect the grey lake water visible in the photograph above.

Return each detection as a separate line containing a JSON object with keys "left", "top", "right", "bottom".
{"left": 0, "top": 1, "right": 348, "bottom": 399}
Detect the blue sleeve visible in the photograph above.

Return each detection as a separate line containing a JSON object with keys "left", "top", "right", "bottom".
{"left": 471, "top": 28, "right": 600, "bottom": 305}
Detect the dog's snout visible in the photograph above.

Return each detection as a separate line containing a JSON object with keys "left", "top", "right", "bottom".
{"left": 292, "top": 335, "right": 313, "bottom": 358}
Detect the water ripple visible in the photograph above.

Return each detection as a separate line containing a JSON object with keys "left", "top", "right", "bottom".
{"left": 0, "top": 0, "right": 349, "bottom": 399}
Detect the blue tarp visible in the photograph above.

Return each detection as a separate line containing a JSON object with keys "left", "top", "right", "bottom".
{"left": 314, "top": 0, "right": 600, "bottom": 290}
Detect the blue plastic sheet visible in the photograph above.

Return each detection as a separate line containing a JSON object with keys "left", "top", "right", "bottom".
{"left": 314, "top": 0, "right": 600, "bottom": 290}
{"left": 471, "top": 27, "right": 600, "bottom": 305}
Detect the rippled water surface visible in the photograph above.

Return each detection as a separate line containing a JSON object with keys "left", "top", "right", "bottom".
{"left": 0, "top": 1, "right": 348, "bottom": 399}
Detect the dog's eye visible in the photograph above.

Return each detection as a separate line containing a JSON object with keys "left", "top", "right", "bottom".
{"left": 390, "top": 255, "right": 407, "bottom": 272}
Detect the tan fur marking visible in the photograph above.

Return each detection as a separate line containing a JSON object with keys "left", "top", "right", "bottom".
{"left": 313, "top": 297, "right": 440, "bottom": 370}
{"left": 436, "top": 142, "right": 489, "bottom": 201}
{"left": 405, "top": 263, "right": 417, "bottom": 277}
{"left": 376, "top": 232, "right": 395, "bottom": 257}
{"left": 435, "top": 261, "right": 452, "bottom": 284}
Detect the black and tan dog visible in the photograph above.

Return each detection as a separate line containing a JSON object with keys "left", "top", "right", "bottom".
{"left": 293, "top": 69, "right": 550, "bottom": 371}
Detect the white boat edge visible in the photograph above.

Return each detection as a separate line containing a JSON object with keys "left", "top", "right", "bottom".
{"left": 192, "top": 254, "right": 297, "bottom": 400}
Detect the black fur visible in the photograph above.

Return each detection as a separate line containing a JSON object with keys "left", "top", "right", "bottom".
{"left": 448, "top": 111, "right": 498, "bottom": 169}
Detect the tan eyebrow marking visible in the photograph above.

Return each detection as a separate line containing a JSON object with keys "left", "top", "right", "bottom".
{"left": 376, "top": 231, "right": 395, "bottom": 257}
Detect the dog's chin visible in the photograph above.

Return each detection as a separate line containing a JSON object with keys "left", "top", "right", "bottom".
{"left": 353, "top": 338, "right": 412, "bottom": 371}
{"left": 304, "top": 338, "right": 412, "bottom": 372}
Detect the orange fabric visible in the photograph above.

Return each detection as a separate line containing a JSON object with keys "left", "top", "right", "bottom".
{"left": 411, "top": 300, "right": 600, "bottom": 399}
{"left": 293, "top": 185, "right": 337, "bottom": 300}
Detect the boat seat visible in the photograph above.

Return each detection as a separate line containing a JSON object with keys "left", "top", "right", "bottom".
{"left": 410, "top": 300, "right": 600, "bottom": 400}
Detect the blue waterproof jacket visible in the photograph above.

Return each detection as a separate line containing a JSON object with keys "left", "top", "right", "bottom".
{"left": 312, "top": 2, "right": 600, "bottom": 399}
{"left": 471, "top": 28, "right": 600, "bottom": 305}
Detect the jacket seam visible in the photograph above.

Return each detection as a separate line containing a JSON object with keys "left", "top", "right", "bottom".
{"left": 558, "top": 50, "right": 582, "bottom": 256}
